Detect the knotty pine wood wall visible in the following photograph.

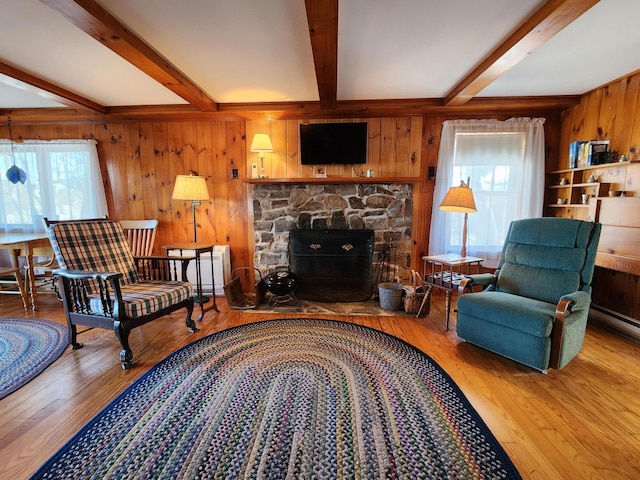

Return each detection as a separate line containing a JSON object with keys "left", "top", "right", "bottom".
{"left": 559, "top": 69, "right": 640, "bottom": 321}
{"left": 1, "top": 113, "right": 560, "bottom": 289}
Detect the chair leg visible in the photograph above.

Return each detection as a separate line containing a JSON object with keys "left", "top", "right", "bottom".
{"left": 18, "top": 271, "right": 29, "bottom": 309}
{"left": 68, "top": 322, "right": 83, "bottom": 350}
{"left": 114, "top": 321, "right": 135, "bottom": 369}
{"left": 2, "top": 269, "right": 29, "bottom": 309}
{"left": 185, "top": 300, "right": 198, "bottom": 333}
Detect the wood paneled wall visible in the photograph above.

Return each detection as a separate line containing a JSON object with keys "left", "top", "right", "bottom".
{"left": 559, "top": 69, "right": 640, "bottom": 321}
{"left": 0, "top": 118, "right": 432, "bottom": 277}
{"left": 245, "top": 118, "right": 424, "bottom": 179}
{"left": 1, "top": 112, "right": 561, "bottom": 289}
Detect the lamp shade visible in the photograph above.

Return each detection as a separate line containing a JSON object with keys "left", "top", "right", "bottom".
{"left": 172, "top": 174, "right": 210, "bottom": 201}
{"left": 250, "top": 133, "right": 273, "bottom": 153}
{"left": 439, "top": 181, "right": 477, "bottom": 213}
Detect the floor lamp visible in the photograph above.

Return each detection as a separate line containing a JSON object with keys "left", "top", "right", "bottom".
{"left": 172, "top": 173, "right": 210, "bottom": 243}
{"left": 439, "top": 177, "right": 477, "bottom": 258}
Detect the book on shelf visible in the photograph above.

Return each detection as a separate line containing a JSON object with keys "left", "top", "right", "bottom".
{"left": 569, "top": 140, "right": 610, "bottom": 167}
{"left": 569, "top": 140, "right": 587, "bottom": 168}
{"left": 587, "top": 140, "right": 610, "bottom": 165}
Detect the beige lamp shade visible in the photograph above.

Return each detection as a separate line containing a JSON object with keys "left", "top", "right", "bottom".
{"left": 172, "top": 174, "right": 210, "bottom": 201}
{"left": 250, "top": 133, "right": 273, "bottom": 153}
{"left": 439, "top": 180, "right": 477, "bottom": 213}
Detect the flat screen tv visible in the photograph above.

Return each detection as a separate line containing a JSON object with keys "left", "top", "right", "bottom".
{"left": 300, "top": 122, "right": 368, "bottom": 165}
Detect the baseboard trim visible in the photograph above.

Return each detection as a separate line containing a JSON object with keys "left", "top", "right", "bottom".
{"left": 589, "top": 304, "right": 640, "bottom": 341}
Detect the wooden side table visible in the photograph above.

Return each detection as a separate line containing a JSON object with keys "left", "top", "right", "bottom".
{"left": 163, "top": 242, "right": 218, "bottom": 321}
{"left": 420, "top": 253, "right": 483, "bottom": 330}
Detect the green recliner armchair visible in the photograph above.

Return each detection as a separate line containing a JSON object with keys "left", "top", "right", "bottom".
{"left": 456, "top": 217, "right": 601, "bottom": 372}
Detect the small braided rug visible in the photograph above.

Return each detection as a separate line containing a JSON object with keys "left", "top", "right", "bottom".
{"left": 0, "top": 317, "right": 67, "bottom": 399}
{"left": 31, "top": 319, "right": 521, "bottom": 479}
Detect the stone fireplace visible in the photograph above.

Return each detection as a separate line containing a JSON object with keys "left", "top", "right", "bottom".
{"left": 251, "top": 182, "right": 413, "bottom": 300}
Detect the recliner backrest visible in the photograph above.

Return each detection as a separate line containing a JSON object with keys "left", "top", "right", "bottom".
{"left": 495, "top": 218, "right": 601, "bottom": 304}
{"left": 47, "top": 220, "right": 140, "bottom": 292}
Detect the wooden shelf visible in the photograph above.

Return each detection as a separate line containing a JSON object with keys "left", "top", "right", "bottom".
{"left": 547, "top": 204, "right": 589, "bottom": 208}
{"left": 550, "top": 161, "right": 630, "bottom": 174}
{"left": 244, "top": 176, "right": 421, "bottom": 185}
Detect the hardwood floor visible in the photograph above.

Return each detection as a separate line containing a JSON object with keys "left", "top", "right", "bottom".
{"left": 0, "top": 291, "right": 638, "bottom": 479}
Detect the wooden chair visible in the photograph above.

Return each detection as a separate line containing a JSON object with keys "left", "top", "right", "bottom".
{"left": 0, "top": 267, "right": 29, "bottom": 309}
{"left": 119, "top": 219, "right": 158, "bottom": 256}
{"left": 24, "top": 246, "right": 59, "bottom": 297}
{"left": 45, "top": 218, "right": 196, "bottom": 369}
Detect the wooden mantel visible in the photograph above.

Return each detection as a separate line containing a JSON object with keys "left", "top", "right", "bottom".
{"left": 244, "top": 176, "right": 422, "bottom": 185}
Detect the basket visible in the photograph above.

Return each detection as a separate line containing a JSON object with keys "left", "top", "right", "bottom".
{"left": 223, "top": 267, "right": 267, "bottom": 310}
{"left": 403, "top": 286, "right": 431, "bottom": 315}
{"left": 403, "top": 270, "right": 432, "bottom": 316}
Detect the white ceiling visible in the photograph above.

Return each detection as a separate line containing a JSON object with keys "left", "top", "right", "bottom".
{"left": 1, "top": 0, "right": 639, "bottom": 111}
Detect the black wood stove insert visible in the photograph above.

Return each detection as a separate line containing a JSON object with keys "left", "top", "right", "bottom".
{"left": 289, "top": 229, "right": 374, "bottom": 302}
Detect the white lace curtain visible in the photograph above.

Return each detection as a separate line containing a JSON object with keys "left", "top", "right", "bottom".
{"left": 0, "top": 139, "right": 108, "bottom": 233}
{"left": 429, "top": 118, "right": 546, "bottom": 268}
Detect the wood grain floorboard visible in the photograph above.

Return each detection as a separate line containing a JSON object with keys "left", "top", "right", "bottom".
{"left": 0, "top": 290, "right": 638, "bottom": 479}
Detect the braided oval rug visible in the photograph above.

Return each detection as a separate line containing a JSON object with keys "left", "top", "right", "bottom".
{"left": 31, "top": 319, "right": 521, "bottom": 479}
{"left": 0, "top": 317, "right": 67, "bottom": 400}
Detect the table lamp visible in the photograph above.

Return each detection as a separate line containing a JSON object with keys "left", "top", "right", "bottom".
{"left": 172, "top": 172, "right": 210, "bottom": 242}
{"left": 439, "top": 177, "right": 477, "bottom": 257}
{"left": 250, "top": 133, "right": 273, "bottom": 178}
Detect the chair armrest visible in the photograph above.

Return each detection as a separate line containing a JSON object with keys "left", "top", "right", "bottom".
{"left": 458, "top": 273, "right": 497, "bottom": 293}
{"left": 133, "top": 255, "right": 194, "bottom": 282}
{"left": 53, "top": 268, "right": 122, "bottom": 282}
{"left": 559, "top": 291, "right": 591, "bottom": 313}
{"left": 52, "top": 269, "right": 125, "bottom": 318}
{"left": 550, "top": 291, "right": 592, "bottom": 369}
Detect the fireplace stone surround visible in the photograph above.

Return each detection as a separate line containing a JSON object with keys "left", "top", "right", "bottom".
{"left": 250, "top": 182, "right": 413, "bottom": 300}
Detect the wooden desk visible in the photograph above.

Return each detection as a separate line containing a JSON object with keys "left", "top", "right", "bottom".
{"left": 0, "top": 232, "right": 51, "bottom": 311}
{"left": 163, "top": 242, "right": 218, "bottom": 321}
{"left": 421, "top": 253, "right": 483, "bottom": 330}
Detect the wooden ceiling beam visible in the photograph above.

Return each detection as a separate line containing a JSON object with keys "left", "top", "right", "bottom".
{"left": 305, "top": 0, "right": 338, "bottom": 110}
{"left": 1, "top": 95, "right": 580, "bottom": 124}
{"left": 444, "top": 0, "right": 600, "bottom": 106}
{"left": 0, "top": 61, "right": 106, "bottom": 112}
{"left": 40, "top": 0, "right": 218, "bottom": 112}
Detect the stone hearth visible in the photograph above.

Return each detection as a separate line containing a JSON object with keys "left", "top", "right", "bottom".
{"left": 251, "top": 183, "right": 413, "bottom": 286}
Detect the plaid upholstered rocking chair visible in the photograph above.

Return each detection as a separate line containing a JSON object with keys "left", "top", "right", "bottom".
{"left": 45, "top": 218, "right": 196, "bottom": 369}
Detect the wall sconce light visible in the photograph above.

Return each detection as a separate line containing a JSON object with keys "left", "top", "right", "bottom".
{"left": 439, "top": 177, "right": 477, "bottom": 258}
{"left": 171, "top": 172, "right": 210, "bottom": 243}
{"left": 250, "top": 133, "right": 273, "bottom": 179}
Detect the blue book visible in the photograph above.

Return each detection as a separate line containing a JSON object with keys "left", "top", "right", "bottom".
{"left": 569, "top": 141, "right": 587, "bottom": 169}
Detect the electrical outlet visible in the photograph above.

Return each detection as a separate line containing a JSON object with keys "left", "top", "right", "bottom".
{"left": 231, "top": 168, "right": 238, "bottom": 179}
{"left": 251, "top": 163, "right": 258, "bottom": 178}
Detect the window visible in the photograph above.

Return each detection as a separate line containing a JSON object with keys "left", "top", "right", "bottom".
{"left": 429, "top": 118, "right": 545, "bottom": 268}
{"left": 0, "top": 140, "right": 108, "bottom": 233}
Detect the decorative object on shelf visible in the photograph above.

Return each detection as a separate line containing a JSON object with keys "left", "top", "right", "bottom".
{"left": 439, "top": 177, "right": 477, "bottom": 257}
{"left": 608, "top": 190, "right": 621, "bottom": 197}
{"left": 171, "top": 172, "right": 211, "bottom": 242}
{"left": 559, "top": 178, "right": 568, "bottom": 185}
{"left": 250, "top": 133, "right": 273, "bottom": 179}
{"left": 619, "top": 154, "right": 627, "bottom": 162}
{"left": 587, "top": 174, "right": 598, "bottom": 183}
{"left": 4, "top": 117, "right": 27, "bottom": 185}
{"left": 581, "top": 193, "right": 589, "bottom": 205}
{"left": 557, "top": 198, "right": 567, "bottom": 204}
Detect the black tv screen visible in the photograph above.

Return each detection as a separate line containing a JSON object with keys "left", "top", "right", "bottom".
{"left": 300, "top": 122, "right": 368, "bottom": 165}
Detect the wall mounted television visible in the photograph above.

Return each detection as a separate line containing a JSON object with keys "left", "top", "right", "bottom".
{"left": 300, "top": 122, "right": 368, "bottom": 165}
